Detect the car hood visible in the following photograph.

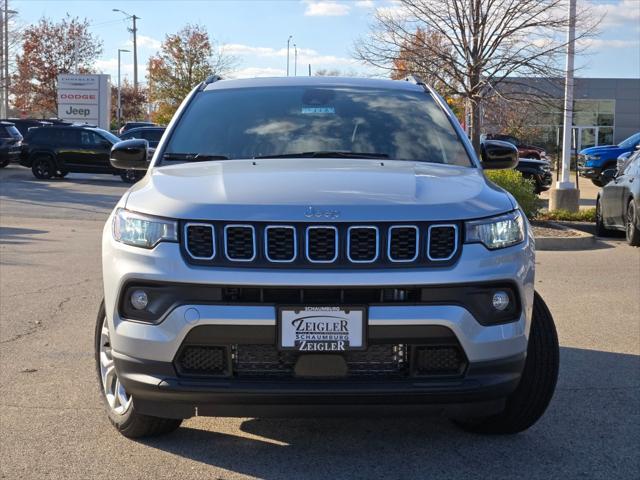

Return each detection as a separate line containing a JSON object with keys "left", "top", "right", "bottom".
{"left": 125, "top": 158, "right": 515, "bottom": 222}
{"left": 579, "top": 145, "right": 624, "bottom": 156}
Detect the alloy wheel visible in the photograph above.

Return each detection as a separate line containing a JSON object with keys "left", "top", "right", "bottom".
{"left": 627, "top": 203, "right": 635, "bottom": 241}
{"left": 99, "top": 318, "right": 132, "bottom": 415}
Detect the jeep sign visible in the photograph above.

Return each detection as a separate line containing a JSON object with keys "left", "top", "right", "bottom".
{"left": 57, "top": 74, "right": 110, "bottom": 130}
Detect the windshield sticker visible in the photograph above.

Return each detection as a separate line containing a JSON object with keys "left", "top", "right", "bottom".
{"left": 301, "top": 106, "right": 335, "bottom": 114}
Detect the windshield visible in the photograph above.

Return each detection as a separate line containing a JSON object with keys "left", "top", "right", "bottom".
{"left": 163, "top": 86, "right": 472, "bottom": 166}
{"left": 618, "top": 132, "right": 640, "bottom": 149}
{"left": 96, "top": 129, "right": 121, "bottom": 144}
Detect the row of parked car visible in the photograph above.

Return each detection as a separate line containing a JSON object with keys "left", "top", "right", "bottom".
{"left": 0, "top": 118, "right": 165, "bottom": 183}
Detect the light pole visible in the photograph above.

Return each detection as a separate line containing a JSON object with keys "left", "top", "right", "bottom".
{"left": 550, "top": 0, "right": 579, "bottom": 212}
{"left": 294, "top": 44, "right": 297, "bottom": 76}
{"left": 1, "top": 2, "right": 17, "bottom": 118}
{"left": 113, "top": 8, "right": 139, "bottom": 90}
{"left": 117, "top": 48, "right": 130, "bottom": 127}
{"left": 286, "top": 35, "right": 292, "bottom": 76}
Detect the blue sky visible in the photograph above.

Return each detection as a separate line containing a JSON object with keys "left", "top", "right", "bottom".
{"left": 13, "top": 0, "right": 640, "bottom": 83}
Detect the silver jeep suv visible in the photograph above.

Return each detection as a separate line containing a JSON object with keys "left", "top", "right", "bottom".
{"left": 96, "top": 76, "right": 559, "bottom": 438}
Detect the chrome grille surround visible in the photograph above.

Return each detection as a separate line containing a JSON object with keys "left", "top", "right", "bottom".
{"left": 346, "top": 225, "right": 380, "bottom": 263}
{"left": 427, "top": 224, "right": 459, "bottom": 261}
{"left": 223, "top": 224, "right": 257, "bottom": 262}
{"left": 264, "top": 225, "right": 297, "bottom": 263}
{"left": 305, "top": 225, "right": 339, "bottom": 263}
{"left": 184, "top": 223, "right": 216, "bottom": 260}
{"left": 387, "top": 225, "right": 420, "bottom": 263}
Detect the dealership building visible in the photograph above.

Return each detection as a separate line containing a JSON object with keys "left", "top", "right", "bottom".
{"left": 489, "top": 77, "right": 640, "bottom": 152}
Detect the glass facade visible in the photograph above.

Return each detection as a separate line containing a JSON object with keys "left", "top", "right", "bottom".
{"left": 527, "top": 99, "right": 615, "bottom": 151}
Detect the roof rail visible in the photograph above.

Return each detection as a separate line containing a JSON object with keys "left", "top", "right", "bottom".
{"left": 403, "top": 74, "right": 426, "bottom": 86}
{"left": 199, "top": 75, "right": 222, "bottom": 90}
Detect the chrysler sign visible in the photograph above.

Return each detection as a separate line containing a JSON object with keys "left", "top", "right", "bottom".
{"left": 57, "top": 74, "right": 111, "bottom": 129}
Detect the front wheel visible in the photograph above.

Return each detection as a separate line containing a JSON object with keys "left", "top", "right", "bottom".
{"left": 454, "top": 292, "right": 559, "bottom": 434}
{"left": 595, "top": 197, "right": 613, "bottom": 237}
{"left": 0, "top": 158, "right": 10, "bottom": 168}
{"left": 95, "top": 301, "right": 182, "bottom": 438}
{"left": 31, "top": 156, "right": 55, "bottom": 179}
{"left": 120, "top": 170, "right": 143, "bottom": 184}
{"left": 626, "top": 200, "right": 640, "bottom": 246}
{"left": 591, "top": 178, "right": 604, "bottom": 187}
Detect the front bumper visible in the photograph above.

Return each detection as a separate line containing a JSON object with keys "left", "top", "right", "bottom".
{"left": 102, "top": 219, "right": 535, "bottom": 417}
{"left": 578, "top": 165, "right": 602, "bottom": 179}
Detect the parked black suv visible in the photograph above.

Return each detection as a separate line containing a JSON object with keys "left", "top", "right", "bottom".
{"left": 0, "top": 122, "right": 23, "bottom": 167}
{"left": 119, "top": 126, "right": 165, "bottom": 148}
{"left": 0, "top": 118, "right": 71, "bottom": 138}
{"left": 20, "top": 124, "right": 138, "bottom": 182}
{"left": 516, "top": 157, "right": 552, "bottom": 193}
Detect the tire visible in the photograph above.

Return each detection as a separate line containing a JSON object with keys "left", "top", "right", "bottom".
{"left": 55, "top": 170, "right": 68, "bottom": 178}
{"left": 94, "top": 301, "right": 182, "bottom": 438}
{"left": 595, "top": 196, "right": 613, "bottom": 237}
{"left": 454, "top": 292, "right": 559, "bottom": 434}
{"left": 0, "top": 158, "right": 9, "bottom": 168}
{"left": 625, "top": 200, "right": 640, "bottom": 246}
{"left": 591, "top": 178, "right": 604, "bottom": 187}
{"left": 120, "top": 170, "right": 142, "bottom": 184}
{"left": 31, "top": 156, "right": 55, "bottom": 179}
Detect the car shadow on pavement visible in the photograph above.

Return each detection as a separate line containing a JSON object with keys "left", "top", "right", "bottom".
{"left": 138, "top": 347, "right": 639, "bottom": 480}
{"left": 0, "top": 226, "right": 49, "bottom": 245}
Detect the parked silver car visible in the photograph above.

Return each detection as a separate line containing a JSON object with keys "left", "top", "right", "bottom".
{"left": 97, "top": 76, "right": 559, "bottom": 438}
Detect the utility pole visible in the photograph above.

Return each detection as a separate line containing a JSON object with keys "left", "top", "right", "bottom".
{"left": 113, "top": 9, "right": 139, "bottom": 90}
{"left": 286, "top": 35, "right": 292, "bottom": 76}
{"left": 3, "top": 0, "right": 9, "bottom": 118}
{"left": 117, "top": 49, "right": 130, "bottom": 127}
{"left": 294, "top": 44, "right": 297, "bottom": 76}
{"left": 550, "top": 0, "right": 579, "bottom": 212}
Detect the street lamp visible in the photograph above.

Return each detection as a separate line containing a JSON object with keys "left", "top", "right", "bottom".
{"left": 286, "top": 35, "right": 293, "bottom": 76}
{"left": 113, "top": 8, "right": 139, "bottom": 90}
{"left": 0, "top": 2, "right": 17, "bottom": 118}
{"left": 294, "top": 44, "right": 297, "bottom": 77}
{"left": 117, "top": 49, "right": 130, "bottom": 127}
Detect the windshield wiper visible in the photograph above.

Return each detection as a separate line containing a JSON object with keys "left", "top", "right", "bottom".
{"left": 162, "top": 153, "right": 229, "bottom": 162}
{"left": 254, "top": 151, "right": 389, "bottom": 159}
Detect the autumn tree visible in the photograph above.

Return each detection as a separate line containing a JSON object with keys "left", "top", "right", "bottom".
{"left": 354, "top": 0, "right": 599, "bottom": 153}
{"left": 110, "top": 79, "right": 148, "bottom": 126}
{"left": 148, "top": 24, "right": 236, "bottom": 124}
{"left": 12, "top": 15, "right": 102, "bottom": 117}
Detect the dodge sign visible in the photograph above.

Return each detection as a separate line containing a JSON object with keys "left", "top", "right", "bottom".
{"left": 57, "top": 74, "right": 110, "bottom": 130}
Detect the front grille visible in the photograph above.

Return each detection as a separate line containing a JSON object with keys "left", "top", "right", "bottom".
{"left": 388, "top": 226, "right": 418, "bottom": 262}
{"left": 306, "top": 226, "right": 338, "bottom": 262}
{"left": 185, "top": 224, "right": 214, "bottom": 259}
{"left": 183, "top": 221, "right": 459, "bottom": 267}
{"left": 265, "top": 226, "right": 296, "bottom": 262}
{"left": 348, "top": 227, "right": 378, "bottom": 262}
{"left": 176, "top": 346, "right": 228, "bottom": 376}
{"left": 225, "top": 225, "right": 255, "bottom": 261}
{"left": 428, "top": 225, "right": 457, "bottom": 260}
{"left": 234, "top": 344, "right": 408, "bottom": 378}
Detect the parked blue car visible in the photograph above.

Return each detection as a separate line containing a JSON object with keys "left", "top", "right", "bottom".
{"left": 578, "top": 132, "right": 640, "bottom": 186}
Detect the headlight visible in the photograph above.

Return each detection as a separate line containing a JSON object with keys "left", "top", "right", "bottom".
{"left": 465, "top": 210, "right": 525, "bottom": 250}
{"left": 113, "top": 208, "right": 178, "bottom": 248}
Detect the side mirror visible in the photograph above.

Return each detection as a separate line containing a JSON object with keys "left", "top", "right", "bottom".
{"left": 602, "top": 169, "right": 617, "bottom": 181}
{"left": 480, "top": 140, "right": 519, "bottom": 170}
{"left": 110, "top": 139, "right": 149, "bottom": 170}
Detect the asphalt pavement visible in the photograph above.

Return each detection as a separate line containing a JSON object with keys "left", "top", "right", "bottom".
{"left": 1, "top": 164, "right": 639, "bottom": 480}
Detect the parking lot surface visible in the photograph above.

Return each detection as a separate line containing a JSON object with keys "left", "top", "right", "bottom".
{"left": 1, "top": 165, "right": 639, "bottom": 479}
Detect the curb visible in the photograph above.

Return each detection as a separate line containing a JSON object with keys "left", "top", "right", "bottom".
{"left": 534, "top": 222, "right": 599, "bottom": 251}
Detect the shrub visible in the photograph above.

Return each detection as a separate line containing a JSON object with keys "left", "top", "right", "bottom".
{"left": 537, "top": 208, "right": 596, "bottom": 222}
{"left": 485, "top": 169, "right": 539, "bottom": 218}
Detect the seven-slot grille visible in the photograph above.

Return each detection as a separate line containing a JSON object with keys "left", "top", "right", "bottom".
{"left": 183, "top": 222, "right": 459, "bottom": 266}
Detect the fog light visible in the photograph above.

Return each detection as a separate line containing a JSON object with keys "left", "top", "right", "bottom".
{"left": 131, "top": 290, "right": 149, "bottom": 310}
{"left": 492, "top": 291, "right": 510, "bottom": 311}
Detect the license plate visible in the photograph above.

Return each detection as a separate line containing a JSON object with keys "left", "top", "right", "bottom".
{"left": 278, "top": 306, "right": 366, "bottom": 351}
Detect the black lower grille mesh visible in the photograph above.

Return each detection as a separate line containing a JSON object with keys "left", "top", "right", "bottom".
{"left": 177, "top": 346, "right": 227, "bottom": 375}
{"left": 234, "top": 344, "right": 408, "bottom": 378}
{"left": 429, "top": 226, "right": 457, "bottom": 260}
{"left": 413, "top": 346, "right": 464, "bottom": 375}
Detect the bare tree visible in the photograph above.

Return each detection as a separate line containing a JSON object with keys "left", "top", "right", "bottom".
{"left": 354, "top": 0, "right": 599, "bottom": 152}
